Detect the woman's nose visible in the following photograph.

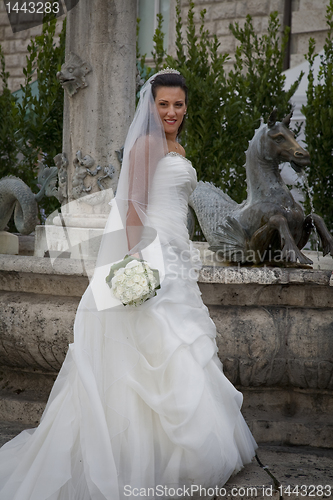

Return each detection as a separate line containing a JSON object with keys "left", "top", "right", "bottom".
{"left": 167, "top": 107, "right": 176, "bottom": 116}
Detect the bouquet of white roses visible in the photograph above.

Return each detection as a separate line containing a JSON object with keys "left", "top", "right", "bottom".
{"left": 105, "top": 255, "right": 160, "bottom": 306}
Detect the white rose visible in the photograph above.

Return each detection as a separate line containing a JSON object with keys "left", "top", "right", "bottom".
{"left": 124, "top": 290, "right": 133, "bottom": 301}
{"left": 139, "top": 276, "right": 148, "bottom": 287}
{"left": 133, "top": 284, "right": 143, "bottom": 295}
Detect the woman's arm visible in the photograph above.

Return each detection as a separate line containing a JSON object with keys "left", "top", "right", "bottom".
{"left": 126, "top": 137, "right": 149, "bottom": 254}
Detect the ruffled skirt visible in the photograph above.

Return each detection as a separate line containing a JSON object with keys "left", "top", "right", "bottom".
{"left": 0, "top": 244, "right": 257, "bottom": 500}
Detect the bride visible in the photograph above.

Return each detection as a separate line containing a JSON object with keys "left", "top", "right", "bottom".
{"left": 0, "top": 69, "right": 257, "bottom": 500}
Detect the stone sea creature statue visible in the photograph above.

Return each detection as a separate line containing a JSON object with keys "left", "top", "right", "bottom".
{"left": 189, "top": 110, "right": 333, "bottom": 265}
{"left": 0, "top": 163, "right": 58, "bottom": 235}
{"left": 56, "top": 52, "right": 92, "bottom": 97}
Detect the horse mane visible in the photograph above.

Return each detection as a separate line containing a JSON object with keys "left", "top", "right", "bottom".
{"left": 246, "top": 120, "right": 266, "bottom": 156}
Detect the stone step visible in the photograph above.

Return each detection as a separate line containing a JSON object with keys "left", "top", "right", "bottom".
{"left": 246, "top": 414, "right": 333, "bottom": 449}
{"left": 0, "top": 390, "right": 332, "bottom": 451}
{"left": 0, "top": 391, "right": 46, "bottom": 427}
{"left": 223, "top": 445, "right": 333, "bottom": 500}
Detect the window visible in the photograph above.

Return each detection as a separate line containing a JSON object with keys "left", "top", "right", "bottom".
{"left": 137, "top": 0, "right": 170, "bottom": 58}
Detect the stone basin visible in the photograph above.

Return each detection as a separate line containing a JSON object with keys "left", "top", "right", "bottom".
{"left": 0, "top": 242, "right": 332, "bottom": 448}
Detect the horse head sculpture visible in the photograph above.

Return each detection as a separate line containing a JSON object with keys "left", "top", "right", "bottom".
{"left": 189, "top": 110, "right": 333, "bottom": 265}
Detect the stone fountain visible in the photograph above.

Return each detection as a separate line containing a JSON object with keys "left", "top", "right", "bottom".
{"left": 0, "top": 9, "right": 332, "bottom": 450}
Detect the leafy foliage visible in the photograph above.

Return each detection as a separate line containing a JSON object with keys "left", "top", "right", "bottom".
{"left": 229, "top": 14, "right": 301, "bottom": 123}
{"left": 0, "top": 46, "right": 19, "bottom": 179}
{"left": 152, "top": 13, "right": 166, "bottom": 73}
{"left": 165, "top": 4, "right": 302, "bottom": 204}
{"left": 302, "top": 0, "right": 333, "bottom": 232}
{"left": 0, "top": 15, "right": 66, "bottom": 218}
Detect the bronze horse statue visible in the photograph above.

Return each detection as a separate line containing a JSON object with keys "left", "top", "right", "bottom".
{"left": 189, "top": 110, "right": 333, "bottom": 265}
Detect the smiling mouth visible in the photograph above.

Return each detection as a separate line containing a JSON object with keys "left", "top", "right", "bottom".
{"left": 165, "top": 119, "right": 177, "bottom": 124}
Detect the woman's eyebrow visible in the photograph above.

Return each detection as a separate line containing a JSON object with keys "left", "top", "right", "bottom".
{"left": 158, "top": 99, "right": 184, "bottom": 103}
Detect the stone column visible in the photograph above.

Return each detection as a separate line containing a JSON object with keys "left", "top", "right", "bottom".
{"left": 35, "top": 0, "right": 136, "bottom": 258}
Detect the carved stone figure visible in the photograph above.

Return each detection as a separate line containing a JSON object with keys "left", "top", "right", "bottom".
{"left": 116, "top": 146, "right": 124, "bottom": 165}
{"left": 72, "top": 150, "right": 101, "bottom": 199}
{"left": 35, "top": 161, "right": 59, "bottom": 201}
{"left": 97, "top": 164, "right": 115, "bottom": 190}
{"left": 56, "top": 52, "right": 92, "bottom": 97}
{"left": 189, "top": 110, "right": 333, "bottom": 265}
{"left": 54, "top": 152, "right": 69, "bottom": 203}
{"left": 0, "top": 168, "right": 59, "bottom": 235}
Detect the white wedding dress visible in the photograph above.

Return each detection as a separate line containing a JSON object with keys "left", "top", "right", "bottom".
{"left": 0, "top": 153, "right": 257, "bottom": 500}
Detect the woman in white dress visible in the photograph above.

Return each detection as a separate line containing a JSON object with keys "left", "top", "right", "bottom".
{"left": 0, "top": 69, "right": 257, "bottom": 500}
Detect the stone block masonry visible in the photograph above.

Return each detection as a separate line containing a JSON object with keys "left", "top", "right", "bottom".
{"left": 0, "top": 0, "right": 331, "bottom": 92}
{"left": 178, "top": 0, "right": 330, "bottom": 73}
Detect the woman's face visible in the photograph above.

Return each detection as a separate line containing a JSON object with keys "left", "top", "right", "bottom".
{"left": 155, "top": 86, "right": 187, "bottom": 139}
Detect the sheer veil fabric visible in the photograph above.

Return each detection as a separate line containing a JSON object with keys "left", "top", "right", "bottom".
{"left": 0, "top": 74, "right": 257, "bottom": 500}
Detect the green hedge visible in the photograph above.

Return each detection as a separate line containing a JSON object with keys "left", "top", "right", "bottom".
{"left": 302, "top": 0, "right": 333, "bottom": 232}
{"left": 138, "top": 2, "right": 302, "bottom": 204}
{"left": 0, "top": 16, "right": 65, "bottom": 220}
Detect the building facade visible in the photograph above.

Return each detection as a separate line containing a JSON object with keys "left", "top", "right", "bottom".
{"left": 0, "top": 0, "right": 331, "bottom": 92}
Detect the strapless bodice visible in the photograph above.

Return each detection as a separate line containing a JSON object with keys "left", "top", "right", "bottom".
{"left": 146, "top": 153, "right": 197, "bottom": 248}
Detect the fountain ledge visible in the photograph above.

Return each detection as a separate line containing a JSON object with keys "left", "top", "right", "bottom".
{"left": 0, "top": 251, "right": 333, "bottom": 448}
{"left": 0, "top": 253, "right": 332, "bottom": 285}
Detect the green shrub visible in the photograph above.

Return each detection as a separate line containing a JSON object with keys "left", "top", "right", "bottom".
{"left": 302, "top": 0, "right": 333, "bottom": 232}
{"left": 0, "top": 46, "right": 19, "bottom": 179}
{"left": 165, "top": 3, "right": 302, "bottom": 204}
{"left": 0, "top": 15, "right": 66, "bottom": 220}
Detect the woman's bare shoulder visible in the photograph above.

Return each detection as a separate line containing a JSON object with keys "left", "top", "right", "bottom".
{"left": 178, "top": 144, "right": 186, "bottom": 157}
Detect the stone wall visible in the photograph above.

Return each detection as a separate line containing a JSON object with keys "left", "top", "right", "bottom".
{"left": 291, "top": 0, "right": 330, "bottom": 67}
{"left": 175, "top": 0, "right": 330, "bottom": 71}
{"left": 0, "top": 1, "right": 331, "bottom": 92}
